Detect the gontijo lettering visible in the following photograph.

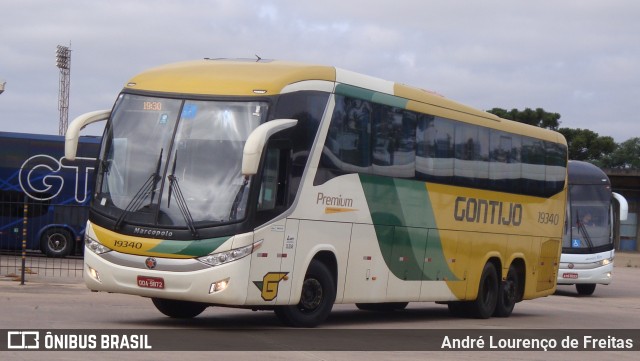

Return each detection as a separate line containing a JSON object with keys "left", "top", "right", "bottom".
{"left": 454, "top": 196, "right": 523, "bottom": 226}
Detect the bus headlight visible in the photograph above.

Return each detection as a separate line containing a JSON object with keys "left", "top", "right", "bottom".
{"left": 197, "top": 240, "right": 262, "bottom": 267}
{"left": 85, "top": 235, "right": 112, "bottom": 254}
{"left": 601, "top": 258, "right": 612, "bottom": 266}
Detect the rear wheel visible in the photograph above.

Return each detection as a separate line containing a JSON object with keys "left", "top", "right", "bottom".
{"left": 151, "top": 298, "right": 208, "bottom": 318}
{"left": 274, "top": 260, "right": 336, "bottom": 327}
{"left": 493, "top": 264, "right": 519, "bottom": 317}
{"left": 576, "top": 283, "right": 596, "bottom": 296}
{"left": 469, "top": 262, "right": 499, "bottom": 319}
{"left": 40, "top": 228, "right": 73, "bottom": 258}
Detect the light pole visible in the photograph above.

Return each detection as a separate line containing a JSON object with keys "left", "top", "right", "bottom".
{"left": 56, "top": 45, "right": 71, "bottom": 135}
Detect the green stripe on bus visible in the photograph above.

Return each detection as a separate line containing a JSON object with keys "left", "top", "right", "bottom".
{"left": 360, "top": 174, "right": 458, "bottom": 281}
{"left": 148, "top": 236, "right": 229, "bottom": 257}
{"left": 335, "top": 84, "right": 407, "bottom": 108}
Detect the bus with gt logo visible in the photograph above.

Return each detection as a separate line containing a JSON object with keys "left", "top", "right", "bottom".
{"left": 0, "top": 132, "right": 99, "bottom": 257}
{"left": 65, "top": 58, "right": 568, "bottom": 327}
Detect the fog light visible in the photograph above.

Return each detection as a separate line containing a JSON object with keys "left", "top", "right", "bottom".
{"left": 210, "top": 278, "right": 229, "bottom": 294}
{"left": 87, "top": 266, "right": 101, "bottom": 282}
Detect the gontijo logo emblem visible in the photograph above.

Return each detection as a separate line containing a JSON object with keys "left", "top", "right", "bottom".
{"left": 253, "top": 272, "right": 289, "bottom": 301}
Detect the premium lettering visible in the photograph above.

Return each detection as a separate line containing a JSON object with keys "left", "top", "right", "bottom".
{"left": 316, "top": 192, "right": 353, "bottom": 207}
{"left": 454, "top": 196, "right": 522, "bottom": 226}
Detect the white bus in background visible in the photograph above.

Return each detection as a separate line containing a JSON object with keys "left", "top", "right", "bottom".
{"left": 558, "top": 160, "right": 628, "bottom": 295}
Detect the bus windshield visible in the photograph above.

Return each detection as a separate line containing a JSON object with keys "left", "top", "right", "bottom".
{"left": 564, "top": 184, "right": 612, "bottom": 252}
{"left": 93, "top": 93, "right": 268, "bottom": 230}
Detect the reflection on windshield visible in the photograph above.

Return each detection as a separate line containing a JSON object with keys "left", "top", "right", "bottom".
{"left": 94, "top": 94, "right": 268, "bottom": 230}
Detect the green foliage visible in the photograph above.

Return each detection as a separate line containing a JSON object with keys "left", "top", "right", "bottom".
{"left": 487, "top": 107, "right": 561, "bottom": 130}
{"left": 599, "top": 137, "right": 640, "bottom": 169}
{"left": 558, "top": 128, "right": 616, "bottom": 163}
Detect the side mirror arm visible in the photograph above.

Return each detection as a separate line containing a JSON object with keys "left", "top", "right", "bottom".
{"left": 242, "top": 119, "right": 297, "bottom": 175}
{"left": 65, "top": 110, "right": 111, "bottom": 160}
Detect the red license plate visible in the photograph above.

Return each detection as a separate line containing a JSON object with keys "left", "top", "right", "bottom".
{"left": 137, "top": 275, "right": 165, "bottom": 289}
{"left": 562, "top": 273, "right": 578, "bottom": 279}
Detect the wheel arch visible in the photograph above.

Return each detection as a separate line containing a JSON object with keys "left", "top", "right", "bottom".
{"left": 289, "top": 246, "right": 339, "bottom": 304}
{"left": 506, "top": 257, "right": 526, "bottom": 302}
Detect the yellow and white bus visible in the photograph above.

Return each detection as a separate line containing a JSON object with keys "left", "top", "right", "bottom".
{"left": 65, "top": 59, "right": 568, "bottom": 327}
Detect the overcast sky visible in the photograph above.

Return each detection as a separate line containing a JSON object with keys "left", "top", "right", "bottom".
{"left": 1, "top": 0, "right": 639, "bottom": 142}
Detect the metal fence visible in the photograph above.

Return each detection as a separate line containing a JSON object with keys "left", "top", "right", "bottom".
{"left": 0, "top": 252, "right": 83, "bottom": 284}
{"left": 1, "top": 197, "right": 85, "bottom": 283}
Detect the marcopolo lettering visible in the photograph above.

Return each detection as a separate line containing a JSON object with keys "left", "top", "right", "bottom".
{"left": 133, "top": 227, "right": 174, "bottom": 238}
{"left": 454, "top": 196, "right": 523, "bottom": 226}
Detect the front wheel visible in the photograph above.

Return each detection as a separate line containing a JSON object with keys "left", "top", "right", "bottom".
{"left": 40, "top": 228, "right": 74, "bottom": 258}
{"left": 151, "top": 298, "right": 208, "bottom": 318}
{"left": 274, "top": 260, "right": 336, "bottom": 327}
{"left": 576, "top": 284, "right": 596, "bottom": 296}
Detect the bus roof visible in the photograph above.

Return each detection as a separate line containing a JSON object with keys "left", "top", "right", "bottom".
{"left": 568, "top": 160, "right": 610, "bottom": 186}
{"left": 124, "top": 58, "right": 565, "bottom": 145}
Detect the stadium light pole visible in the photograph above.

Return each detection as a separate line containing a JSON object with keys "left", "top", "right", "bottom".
{"left": 56, "top": 44, "right": 71, "bottom": 135}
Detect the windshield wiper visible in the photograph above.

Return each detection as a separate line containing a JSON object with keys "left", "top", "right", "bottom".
{"left": 167, "top": 150, "right": 199, "bottom": 238}
{"left": 114, "top": 149, "right": 163, "bottom": 230}
{"left": 229, "top": 176, "right": 249, "bottom": 220}
{"left": 576, "top": 212, "right": 594, "bottom": 249}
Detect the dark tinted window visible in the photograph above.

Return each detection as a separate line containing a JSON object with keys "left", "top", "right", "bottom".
{"left": 315, "top": 94, "right": 566, "bottom": 197}
{"left": 272, "top": 91, "right": 329, "bottom": 204}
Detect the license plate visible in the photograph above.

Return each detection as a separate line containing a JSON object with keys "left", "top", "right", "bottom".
{"left": 137, "top": 275, "right": 165, "bottom": 289}
{"left": 562, "top": 273, "right": 578, "bottom": 279}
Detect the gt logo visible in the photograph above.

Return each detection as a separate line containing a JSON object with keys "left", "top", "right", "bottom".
{"left": 253, "top": 272, "right": 288, "bottom": 301}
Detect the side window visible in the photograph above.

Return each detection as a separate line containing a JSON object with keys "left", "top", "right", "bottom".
{"left": 545, "top": 141, "right": 567, "bottom": 195}
{"left": 521, "top": 137, "right": 546, "bottom": 196}
{"left": 316, "top": 95, "right": 372, "bottom": 184}
{"left": 257, "top": 145, "right": 289, "bottom": 212}
{"left": 372, "top": 107, "right": 416, "bottom": 177}
{"left": 432, "top": 117, "right": 455, "bottom": 182}
{"left": 489, "top": 131, "right": 522, "bottom": 193}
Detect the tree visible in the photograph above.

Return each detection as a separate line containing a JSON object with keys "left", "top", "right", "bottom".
{"left": 487, "top": 107, "right": 561, "bottom": 130}
{"left": 599, "top": 137, "right": 640, "bottom": 169}
{"left": 557, "top": 128, "right": 616, "bottom": 163}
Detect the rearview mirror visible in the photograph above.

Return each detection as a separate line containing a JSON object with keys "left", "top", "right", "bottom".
{"left": 65, "top": 110, "right": 111, "bottom": 160}
{"left": 242, "top": 119, "right": 297, "bottom": 175}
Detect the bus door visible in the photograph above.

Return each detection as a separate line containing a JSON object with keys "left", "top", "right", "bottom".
{"left": 247, "top": 143, "right": 298, "bottom": 305}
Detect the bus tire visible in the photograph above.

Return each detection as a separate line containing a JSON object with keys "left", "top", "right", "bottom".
{"left": 40, "top": 228, "right": 73, "bottom": 258}
{"left": 576, "top": 284, "right": 596, "bottom": 296}
{"left": 274, "top": 260, "right": 336, "bottom": 327}
{"left": 356, "top": 302, "right": 408, "bottom": 312}
{"left": 469, "top": 262, "right": 499, "bottom": 319}
{"left": 151, "top": 298, "right": 208, "bottom": 318}
{"left": 493, "top": 264, "right": 519, "bottom": 317}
